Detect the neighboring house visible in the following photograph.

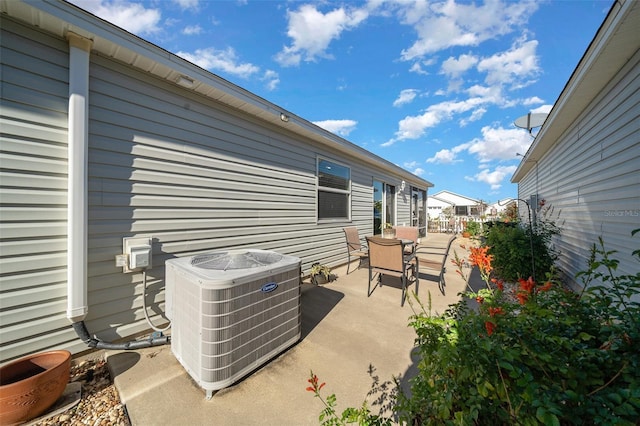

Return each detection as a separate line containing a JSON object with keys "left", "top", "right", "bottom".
{"left": 512, "top": 0, "right": 640, "bottom": 290}
{"left": 484, "top": 199, "right": 515, "bottom": 218}
{"left": 0, "top": 0, "right": 432, "bottom": 362}
{"left": 426, "top": 194, "right": 454, "bottom": 220}
{"left": 428, "top": 190, "right": 481, "bottom": 219}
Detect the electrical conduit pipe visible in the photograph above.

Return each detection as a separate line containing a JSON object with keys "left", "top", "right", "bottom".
{"left": 66, "top": 32, "right": 168, "bottom": 349}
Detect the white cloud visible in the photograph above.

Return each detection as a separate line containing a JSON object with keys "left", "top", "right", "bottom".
{"left": 441, "top": 53, "right": 478, "bottom": 78}
{"left": 469, "top": 165, "right": 517, "bottom": 190}
{"left": 176, "top": 47, "right": 259, "bottom": 78}
{"left": 393, "top": 89, "right": 419, "bottom": 107}
{"left": 275, "top": 4, "right": 370, "bottom": 66}
{"left": 459, "top": 107, "right": 487, "bottom": 127}
{"left": 426, "top": 142, "right": 470, "bottom": 164}
{"left": 409, "top": 62, "right": 429, "bottom": 75}
{"left": 523, "top": 96, "right": 544, "bottom": 105}
{"left": 412, "top": 167, "right": 425, "bottom": 176}
{"left": 426, "top": 124, "right": 532, "bottom": 165}
{"left": 467, "top": 125, "right": 533, "bottom": 162}
{"left": 70, "top": 0, "right": 161, "bottom": 35}
{"left": 477, "top": 38, "right": 540, "bottom": 88}
{"left": 182, "top": 25, "right": 202, "bottom": 35}
{"left": 385, "top": 97, "right": 486, "bottom": 145}
{"left": 408, "top": 57, "right": 437, "bottom": 75}
{"left": 389, "top": 35, "right": 543, "bottom": 145}
{"left": 262, "top": 70, "right": 280, "bottom": 91}
{"left": 173, "top": 0, "right": 199, "bottom": 11}
{"left": 402, "top": 162, "right": 426, "bottom": 176}
{"left": 398, "top": 0, "right": 538, "bottom": 60}
{"left": 313, "top": 119, "right": 358, "bottom": 136}
{"left": 532, "top": 104, "right": 553, "bottom": 114}
{"left": 427, "top": 149, "right": 460, "bottom": 164}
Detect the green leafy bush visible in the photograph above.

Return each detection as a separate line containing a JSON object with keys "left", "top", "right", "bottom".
{"left": 464, "top": 220, "right": 481, "bottom": 237}
{"left": 485, "top": 206, "right": 560, "bottom": 283}
{"left": 395, "top": 233, "right": 640, "bottom": 425}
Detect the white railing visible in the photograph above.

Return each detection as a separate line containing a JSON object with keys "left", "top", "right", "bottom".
{"left": 428, "top": 217, "right": 489, "bottom": 233}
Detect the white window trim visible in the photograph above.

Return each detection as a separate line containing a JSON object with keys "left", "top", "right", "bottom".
{"left": 316, "top": 156, "right": 352, "bottom": 223}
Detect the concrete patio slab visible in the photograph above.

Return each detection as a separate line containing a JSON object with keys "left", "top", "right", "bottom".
{"left": 106, "top": 233, "right": 472, "bottom": 425}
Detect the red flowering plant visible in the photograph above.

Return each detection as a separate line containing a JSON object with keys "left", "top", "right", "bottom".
{"left": 451, "top": 243, "right": 501, "bottom": 307}
{"left": 395, "top": 230, "right": 640, "bottom": 425}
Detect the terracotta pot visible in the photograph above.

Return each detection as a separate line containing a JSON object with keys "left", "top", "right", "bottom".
{"left": 0, "top": 350, "right": 71, "bottom": 425}
{"left": 462, "top": 231, "right": 471, "bottom": 238}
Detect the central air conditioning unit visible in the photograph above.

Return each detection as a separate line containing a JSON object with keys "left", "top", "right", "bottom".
{"left": 165, "top": 249, "right": 301, "bottom": 398}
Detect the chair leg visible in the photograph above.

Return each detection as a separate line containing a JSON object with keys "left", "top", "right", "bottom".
{"left": 346, "top": 252, "right": 352, "bottom": 275}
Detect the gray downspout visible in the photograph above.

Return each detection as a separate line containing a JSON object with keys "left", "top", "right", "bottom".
{"left": 65, "top": 32, "right": 168, "bottom": 349}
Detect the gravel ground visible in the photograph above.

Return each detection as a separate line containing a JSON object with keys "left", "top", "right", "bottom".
{"left": 31, "top": 356, "right": 130, "bottom": 426}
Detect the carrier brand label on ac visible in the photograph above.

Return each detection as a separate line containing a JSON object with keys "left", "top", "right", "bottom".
{"left": 261, "top": 282, "right": 278, "bottom": 293}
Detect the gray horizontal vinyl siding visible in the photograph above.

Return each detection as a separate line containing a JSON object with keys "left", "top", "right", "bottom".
{"left": 518, "top": 50, "right": 640, "bottom": 289}
{"left": 0, "top": 16, "right": 422, "bottom": 361}
{"left": 84, "top": 56, "right": 393, "bottom": 344}
{"left": 0, "top": 18, "right": 80, "bottom": 361}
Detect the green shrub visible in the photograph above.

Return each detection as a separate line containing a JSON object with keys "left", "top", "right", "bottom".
{"left": 485, "top": 207, "right": 560, "bottom": 283}
{"left": 395, "top": 233, "right": 640, "bottom": 425}
{"left": 464, "top": 220, "right": 481, "bottom": 237}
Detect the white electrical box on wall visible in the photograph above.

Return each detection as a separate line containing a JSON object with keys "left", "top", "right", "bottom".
{"left": 122, "top": 236, "right": 152, "bottom": 273}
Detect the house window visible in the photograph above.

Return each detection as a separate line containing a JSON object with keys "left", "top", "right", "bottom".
{"left": 455, "top": 206, "right": 468, "bottom": 216}
{"left": 317, "top": 158, "right": 350, "bottom": 220}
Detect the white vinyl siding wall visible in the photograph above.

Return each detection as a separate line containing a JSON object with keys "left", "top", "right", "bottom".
{"left": 517, "top": 49, "right": 640, "bottom": 288}
{"left": 0, "top": 16, "right": 425, "bottom": 361}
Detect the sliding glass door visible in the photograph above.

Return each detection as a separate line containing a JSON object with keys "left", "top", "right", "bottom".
{"left": 373, "top": 181, "right": 383, "bottom": 235}
{"left": 373, "top": 180, "right": 395, "bottom": 235}
{"left": 411, "top": 187, "right": 427, "bottom": 237}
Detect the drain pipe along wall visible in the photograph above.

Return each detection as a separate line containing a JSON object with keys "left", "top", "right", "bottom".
{"left": 66, "top": 32, "right": 168, "bottom": 350}
{"left": 66, "top": 32, "right": 90, "bottom": 325}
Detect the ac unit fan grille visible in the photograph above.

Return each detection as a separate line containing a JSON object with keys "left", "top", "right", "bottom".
{"left": 191, "top": 251, "right": 284, "bottom": 270}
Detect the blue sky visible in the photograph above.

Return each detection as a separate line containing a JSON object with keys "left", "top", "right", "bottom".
{"left": 70, "top": 0, "right": 610, "bottom": 203}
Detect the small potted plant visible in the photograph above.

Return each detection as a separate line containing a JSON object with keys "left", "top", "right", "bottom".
{"left": 310, "top": 262, "right": 336, "bottom": 285}
{"left": 382, "top": 223, "right": 396, "bottom": 238}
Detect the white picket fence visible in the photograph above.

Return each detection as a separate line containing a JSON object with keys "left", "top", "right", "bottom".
{"left": 428, "top": 217, "right": 487, "bottom": 233}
